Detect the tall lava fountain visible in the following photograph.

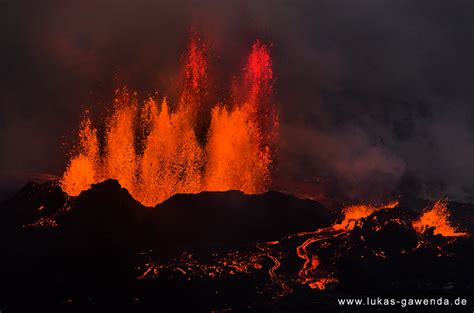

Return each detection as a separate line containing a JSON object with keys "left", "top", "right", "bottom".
{"left": 60, "top": 38, "right": 278, "bottom": 206}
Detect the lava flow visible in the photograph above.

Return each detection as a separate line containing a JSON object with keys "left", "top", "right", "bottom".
{"left": 137, "top": 201, "right": 405, "bottom": 293}
{"left": 60, "top": 38, "right": 278, "bottom": 206}
{"left": 293, "top": 201, "right": 399, "bottom": 289}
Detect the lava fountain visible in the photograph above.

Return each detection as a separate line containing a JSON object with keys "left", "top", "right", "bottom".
{"left": 412, "top": 200, "right": 467, "bottom": 237}
{"left": 60, "top": 38, "right": 278, "bottom": 207}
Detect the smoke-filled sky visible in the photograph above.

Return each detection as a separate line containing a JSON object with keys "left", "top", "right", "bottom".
{"left": 1, "top": 0, "right": 473, "bottom": 202}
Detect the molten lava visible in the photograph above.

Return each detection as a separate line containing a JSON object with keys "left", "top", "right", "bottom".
{"left": 60, "top": 38, "right": 277, "bottom": 206}
{"left": 130, "top": 197, "right": 471, "bottom": 298}
{"left": 295, "top": 232, "right": 339, "bottom": 290}
{"left": 412, "top": 200, "right": 467, "bottom": 237}
{"left": 294, "top": 200, "right": 399, "bottom": 289}
{"left": 60, "top": 113, "right": 100, "bottom": 196}
{"left": 332, "top": 201, "right": 399, "bottom": 231}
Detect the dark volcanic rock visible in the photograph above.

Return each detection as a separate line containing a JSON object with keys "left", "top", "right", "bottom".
{"left": 58, "top": 179, "right": 148, "bottom": 229}
{"left": 149, "top": 189, "right": 332, "bottom": 256}
{"left": 329, "top": 205, "right": 474, "bottom": 294}
{"left": 1, "top": 179, "right": 332, "bottom": 256}
{"left": 56, "top": 179, "right": 149, "bottom": 252}
{"left": 0, "top": 180, "right": 66, "bottom": 228}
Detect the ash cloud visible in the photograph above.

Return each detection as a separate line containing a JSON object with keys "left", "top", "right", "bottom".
{"left": 1, "top": 0, "right": 473, "bottom": 202}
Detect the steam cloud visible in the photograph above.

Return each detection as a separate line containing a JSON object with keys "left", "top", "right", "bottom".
{"left": 1, "top": 0, "right": 473, "bottom": 202}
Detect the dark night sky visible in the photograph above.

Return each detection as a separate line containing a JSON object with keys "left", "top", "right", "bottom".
{"left": 1, "top": 0, "right": 473, "bottom": 201}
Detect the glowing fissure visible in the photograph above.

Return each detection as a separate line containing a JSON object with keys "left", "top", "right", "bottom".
{"left": 60, "top": 39, "right": 277, "bottom": 206}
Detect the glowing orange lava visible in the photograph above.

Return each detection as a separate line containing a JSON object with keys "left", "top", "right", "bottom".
{"left": 60, "top": 113, "right": 100, "bottom": 196}
{"left": 134, "top": 198, "right": 466, "bottom": 295}
{"left": 332, "top": 201, "right": 399, "bottom": 231}
{"left": 296, "top": 236, "right": 329, "bottom": 289}
{"left": 294, "top": 200, "right": 398, "bottom": 289}
{"left": 60, "top": 38, "right": 277, "bottom": 206}
{"left": 412, "top": 200, "right": 467, "bottom": 237}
